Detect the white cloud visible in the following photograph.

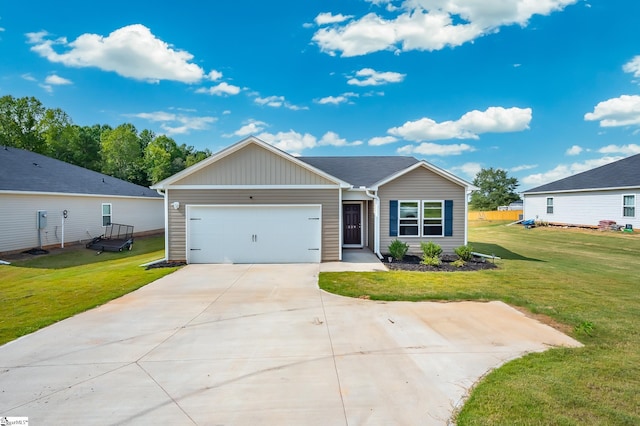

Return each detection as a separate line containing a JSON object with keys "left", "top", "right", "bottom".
{"left": 452, "top": 162, "right": 482, "bottom": 179}
{"left": 365, "top": 0, "right": 399, "bottom": 11}
{"left": 319, "top": 131, "right": 363, "bottom": 147}
{"left": 234, "top": 120, "right": 268, "bottom": 137}
{"left": 316, "top": 92, "right": 358, "bottom": 105}
{"left": 313, "top": 0, "right": 577, "bottom": 57}
{"left": 566, "top": 145, "right": 583, "bottom": 156}
{"left": 315, "top": 12, "right": 353, "bottom": 25}
{"left": 584, "top": 95, "right": 640, "bottom": 127}
{"left": 132, "top": 111, "right": 216, "bottom": 135}
{"left": 254, "top": 95, "right": 307, "bottom": 110}
{"left": 347, "top": 68, "right": 406, "bottom": 86}
{"left": 45, "top": 74, "right": 72, "bottom": 85}
{"left": 207, "top": 70, "right": 223, "bottom": 81}
{"left": 623, "top": 55, "right": 640, "bottom": 78}
{"left": 21, "top": 73, "right": 37, "bottom": 82}
{"left": 397, "top": 142, "right": 475, "bottom": 156}
{"left": 313, "top": 13, "right": 398, "bottom": 57}
{"left": 26, "top": 24, "right": 211, "bottom": 83}
{"left": 257, "top": 130, "right": 318, "bottom": 154}
{"left": 368, "top": 136, "right": 398, "bottom": 146}
{"left": 458, "top": 106, "right": 533, "bottom": 134}
{"left": 510, "top": 164, "right": 537, "bottom": 172}
{"left": 256, "top": 129, "right": 361, "bottom": 153}
{"left": 389, "top": 106, "right": 532, "bottom": 141}
{"left": 522, "top": 156, "right": 623, "bottom": 186}
{"left": 597, "top": 144, "right": 640, "bottom": 155}
{"left": 255, "top": 95, "right": 285, "bottom": 107}
{"left": 196, "top": 82, "right": 241, "bottom": 96}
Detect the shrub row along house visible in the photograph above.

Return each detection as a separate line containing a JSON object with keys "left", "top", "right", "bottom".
{"left": 151, "top": 136, "right": 476, "bottom": 264}
{"left": 522, "top": 153, "right": 639, "bottom": 230}
{"left": 0, "top": 146, "right": 164, "bottom": 254}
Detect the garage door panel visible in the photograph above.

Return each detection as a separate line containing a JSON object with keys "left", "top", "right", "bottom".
{"left": 187, "top": 205, "right": 321, "bottom": 264}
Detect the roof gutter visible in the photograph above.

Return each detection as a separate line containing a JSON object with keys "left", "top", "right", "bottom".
{"left": 523, "top": 185, "right": 640, "bottom": 195}
{"left": 365, "top": 189, "right": 383, "bottom": 259}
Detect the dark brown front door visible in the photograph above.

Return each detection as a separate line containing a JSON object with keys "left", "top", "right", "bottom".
{"left": 343, "top": 204, "right": 362, "bottom": 245}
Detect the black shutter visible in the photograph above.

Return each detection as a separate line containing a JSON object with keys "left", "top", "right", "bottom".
{"left": 444, "top": 200, "right": 453, "bottom": 236}
{"left": 389, "top": 200, "right": 398, "bottom": 236}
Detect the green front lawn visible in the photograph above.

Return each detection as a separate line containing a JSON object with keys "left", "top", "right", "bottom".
{"left": 0, "top": 236, "right": 179, "bottom": 345}
{"left": 320, "top": 221, "right": 640, "bottom": 424}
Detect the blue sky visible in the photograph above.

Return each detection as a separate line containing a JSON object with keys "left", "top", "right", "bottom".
{"left": 2, "top": 0, "right": 640, "bottom": 189}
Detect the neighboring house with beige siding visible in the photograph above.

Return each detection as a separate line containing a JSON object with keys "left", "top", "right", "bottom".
{"left": 0, "top": 147, "right": 164, "bottom": 254}
{"left": 152, "top": 136, "right": 475, "bottom": 264}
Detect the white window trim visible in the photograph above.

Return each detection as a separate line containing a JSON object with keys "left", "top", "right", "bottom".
{"left": 398, "top": 199, "right": 444, "bottom": 238}
{"left": 546, "top": 197, "right": 554, "bottom": 214}
{"left": 102, "top": 203, "right": 112, "bottom": 226}
{"left": 623, "top": 194, "right": 636, "bottom": 218}
{"left": 422, "top": 200, "right": 444, "bottom": 237}
{"left": 398, "top": 200, "right": 420, "bottom": 237}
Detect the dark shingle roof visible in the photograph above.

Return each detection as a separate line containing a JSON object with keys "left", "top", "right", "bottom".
{"left": 524, "top": 153, "right": 640, "bottom": 193}
{"left": 0, "top": 147, "right": 160, "bottom": 198}
{"left": 299, "top": 156, "right": 419, "bottom": 187}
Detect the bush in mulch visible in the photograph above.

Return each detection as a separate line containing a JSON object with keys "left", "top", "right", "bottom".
{"left": 145, "top": 261, "right": 187, "bottom": 270}
{"left": 381, "top": 254, "right": 498, "bottom": 272}
{"left": 22, "top": 248, "right": 49, "bottom": 255}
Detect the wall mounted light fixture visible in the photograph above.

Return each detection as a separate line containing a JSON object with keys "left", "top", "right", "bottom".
{"left": 172, "top": 201, "right": 180, "bottom": 210}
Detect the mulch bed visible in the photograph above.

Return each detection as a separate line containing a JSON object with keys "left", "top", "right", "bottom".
{"left": 381, "top": 254, "right": 498, "bottom": 272}
{"left": 145, "top": 261, "right": 187, "bottom": 270}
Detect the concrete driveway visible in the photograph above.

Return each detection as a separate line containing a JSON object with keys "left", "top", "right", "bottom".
{"left": 0, "top": 264, "right": 581, "bottom": 425}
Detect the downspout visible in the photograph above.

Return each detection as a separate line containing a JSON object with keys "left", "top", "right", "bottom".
{"left": 365, "top": 189, "right": 383, "bottom": 259}
{"left": 465, "top": 189, "right": 471, "bottom": 246}
{"left": 338, "top": 187, "right": 344, "bottom": 261}
{"left": 156, "top": 188, "right": 168, "bottom": 261}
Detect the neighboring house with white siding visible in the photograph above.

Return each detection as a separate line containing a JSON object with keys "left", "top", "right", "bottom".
{"left": 522, "top": 153, "right": 640, "bottom": 230}
{"left": 151, "top": 136, "right": 476, "bottom": 264}
{"left": 0, "top": 147, "right": 164, "bottom": 254}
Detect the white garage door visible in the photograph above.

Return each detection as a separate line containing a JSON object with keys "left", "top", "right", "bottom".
{"left": 187, "top": 205, "right": 322, "bottom": 264}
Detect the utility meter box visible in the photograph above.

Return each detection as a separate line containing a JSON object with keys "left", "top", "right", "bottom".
{"left": 37, "top": 210, "right": 48, "bottom": 229}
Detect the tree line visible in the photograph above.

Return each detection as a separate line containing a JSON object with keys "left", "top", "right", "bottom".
{"left": 0, "top": 95, "right": 211, "bottom": 186}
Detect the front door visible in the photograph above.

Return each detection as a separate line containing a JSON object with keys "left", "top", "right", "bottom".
{"left": 343, "top": 204, "right": 362, "bottom": 246}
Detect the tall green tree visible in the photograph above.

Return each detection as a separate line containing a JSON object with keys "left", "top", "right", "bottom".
{"left": 100, "top": 123, "right": 147, "bottom": 185}
{"left": 40, "top": 108, "right": 75, "bottom": 159}
{"left": 74, "top": 124, "right": 109, "bottom": 172}
{"left": 470, "top": 167, "right": 520, "bottom": 211}
{"left": 144, "top": 135, "right": 178, "bottom": 184}
{"left": 183, "top": 144, "right": 211, "bottom": 167}
{"left": 0, "top": 95, "right": 47, "bottom": 153}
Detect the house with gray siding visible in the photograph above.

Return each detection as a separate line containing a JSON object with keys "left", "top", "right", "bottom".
{"left": 0, "top": 147, "right": 164, "bottom": 254}
{"left": 151, "top": 136, "right": 475, "bottom": 264}
{"left": 522, "top": 153, "right": 640, "bottom": 230}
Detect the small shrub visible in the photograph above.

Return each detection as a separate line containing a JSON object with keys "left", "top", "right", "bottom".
{"left": 421, "top": 256, "right": 441, "bottom": 266}
{"left": 388, "top": 239, "right": 409, "bottom": 261}
{"left": 420, "top": 241, "right": 442, "bottom": 259}
{"left": 452, "top": 259, "right": 466, "bottom": 268}
{"left": 454, "top": 244, "right": 473, "bottom": 261}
